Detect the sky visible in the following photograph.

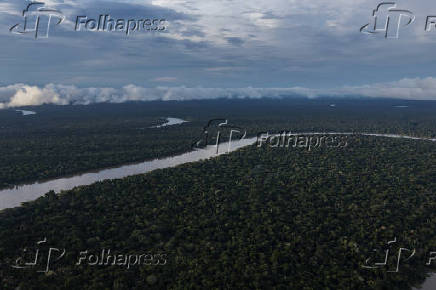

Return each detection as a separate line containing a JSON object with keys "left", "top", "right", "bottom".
{"left": 2, "top": 0, "right": 436, "bottom": 107}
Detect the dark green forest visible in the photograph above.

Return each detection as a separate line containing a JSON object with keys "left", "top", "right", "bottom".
{"left": 1, "top": 135, "right": 436, "bottom": 289}
{"left": 1, "top": 98, "right": 436, "bottom": 188}
{"left": 1, "top": 99, "right": 436, "bottom": 289}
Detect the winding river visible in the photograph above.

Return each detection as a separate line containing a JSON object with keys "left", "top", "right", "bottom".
{"left": 0, "top": 137, "right": 255, "bottom": 210}
{"left": 1, "top": 130, "right": 435, "bottom": 211}
{"left": 1, "top": 126, "right": 436, "bottom": 289}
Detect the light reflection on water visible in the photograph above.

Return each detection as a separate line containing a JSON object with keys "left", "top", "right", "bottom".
{"left": 0, "top": 137, "right": 257, "bottom": 210}
{"left": 2, "top": 132, "right": 435, "bottom": 211}
{"left": 1, "top": 131, "right": 436, "bottom": 288}
{"left": 150, "top": 117, "right": 188, "bottom": 128}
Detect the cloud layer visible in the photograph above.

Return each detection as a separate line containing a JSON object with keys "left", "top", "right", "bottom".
{"left": 2, "top": 0, "right": 436, "bottom": 88}
{"left": 1, "top": 77, "right": 436, "bottom": 108}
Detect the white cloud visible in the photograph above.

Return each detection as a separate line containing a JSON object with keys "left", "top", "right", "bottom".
{"left": 1, "top": 77, "right": 436, "bottom": 108}
{"left": 2, "top": 0, "right": 436, "bottom": 88}
{"left": 0, "top": 3, "right": 21, "bottom": 16}
{"left": 7, "top": 85, "right": 64, "bottom": 107}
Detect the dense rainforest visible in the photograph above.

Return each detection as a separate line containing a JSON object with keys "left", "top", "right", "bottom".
{"left": 0, "top": 98, "right": 436, "bottom": 189}
{"left": 1, "top": 132, "right": 436, "bottom": 289}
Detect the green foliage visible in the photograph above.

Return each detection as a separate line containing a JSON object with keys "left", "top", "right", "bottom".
{"left": 1, "top": 99, "right": 436, "bottom": 188}
{"left": 1, "top": 133, "right": 436, "bottom": 289}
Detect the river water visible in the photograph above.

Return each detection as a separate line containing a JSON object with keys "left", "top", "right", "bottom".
{"left": 150, "top": 117, "right": 188, "bottom": 128}
{"left": 15, "top": 109, "right": 36, "bottom": 116}
{"left": 414, "top": 274, "right": 436, "bottom": 290}
{"left": 2, "top": 131, "right": 436, "bottom": 210}
{"left": 0, "top": 137, "right": 256, "bottom": 210}
{"left": 1, "top": 130, "right": 436, "bottom": 289}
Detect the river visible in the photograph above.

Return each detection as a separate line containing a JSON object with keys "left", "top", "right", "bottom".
{"left": 2, "top": 131, "right": 436, "bottom": 210}
{"left": 0, "top": 137, "right": 256, "bottom": 210}
{"left": 15, "top": 109, "right": 36, "bottom": 116}
{"left": 150, "top": 117, "right": 188, "bottom": 128}
{"left": 1, "top": 130, "right": 436, "bottom": 289}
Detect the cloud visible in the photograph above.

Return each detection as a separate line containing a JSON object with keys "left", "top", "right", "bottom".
{"left": 282, "top": 77, "right": 436, "bottom": 100}
{"left": 205, "top": 67, "right": 246, "bottom": 72}
{"left": 225, "top": 37, "right": 244, "bottom": 46}
{"left": 2, "top": 0, "right": 436, "bottom": 88}
{"left": 289, "top": 77, "right": 436, "bottom": 100}
{"left": 152, "top": 76, "right": 178, "bottom": 82}
{"left": 0, "top": 2, "right": 21, "bottom": 16}
{"left": 7, "top": 85, "right": 64, "bottom": 107}
{"left": 1, "top": 77, "right": 436, "bottom": 108}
